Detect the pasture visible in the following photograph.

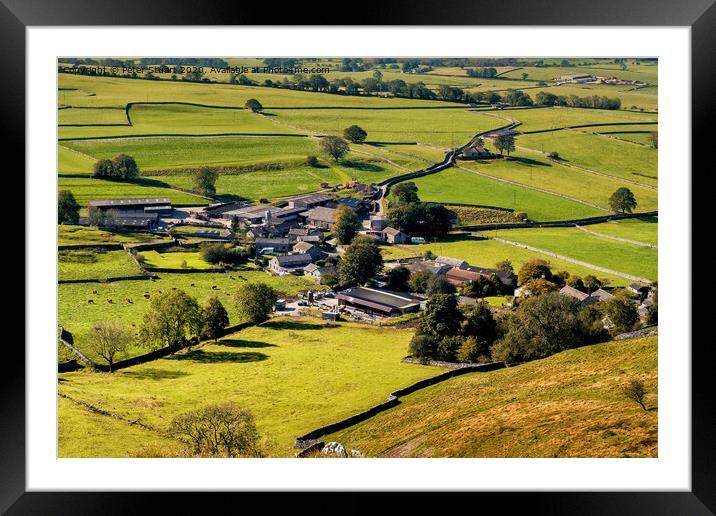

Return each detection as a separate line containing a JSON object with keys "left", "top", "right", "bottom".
{"left": 140, "top": 249, "right": 215, "bottom": 270}
{"left": 483, "top": 226, "right": 658, "bottom": 281}
{"left": 58, "top": 269, "right": 322, "bottom": 361}
{"left": 326, "top": 335, "right": 658, "bottom": 458}
{"left": 58, "top": 225, "right": 166, "bottom": 245}
{"left": 58, "top": 249, "right": 143, "bottom": 281}
{"left": 500, "top": 63, "right": 658, "bottom": 85}
{"left": 58, "top": 317, "right": 443, "bottom": 457}
{"left": 57, "top": 178, "right": 209, "bottom": 206}
{"left": 457, "top": 150, "right": 658, "bottom": 212}
{"left": 405, "top": 233, "right": 633, "bottom": 286}
{"left": 409, "top": 167, "right": 605, "bottom": 221}
{"left": 517, "top": 130, "right": 658, "bottom": 186}
{"left": 584, "top": 217, "right": 658, "bottom": 245}
{"left": 58, "top": 144, "right": 96, "bottom": 175}
{"left": 498, "top": 106, "right": 657, "bottom": 133}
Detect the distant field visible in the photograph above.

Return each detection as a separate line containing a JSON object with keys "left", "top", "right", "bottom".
{"left": 140, "top": 250, "right": 214, "bottom": 270}
{"left": 483, "top": 227, "right": 658, "bottom": 281}
{"left": 597, "top": 131, "right": 656, "bottom": 146}
{"left": 326, "top": 335, "right": 658, "bottom": 458}
{"left": 404, "top": 233, "right": 632, "bottom": 286}
{"left": 57, "top": 178, "right": 209, "bottom": 206}
{"left": 59, "top": 107, "right": 128, "bottom": 125}
{"left": 499, "top": 106, "right": 657, "bottom": 133}
{"left": 58, "top": 317, "right": 443, "bottom": 457}
{"left": 271, "top": 107, "right": 502, "bottom": 148}
{"left": 58, "top": 74, "right": 458, "bottom": 109}
{"left": 584, "top": 217, "right": 658, "bottom": 245}
{"left": 59, "top": 103, "right": 300, "bottom": 139}
{"left": 58, "top": 145, "right": 96, "bottom": 174}
{"left": 58, "top": 225, "right": 165, "bottom": 245}
{"left": 500, "top": 64, "right": 658, "bottom": 85}
{"left": 58, "top": 269, "right": 323, "bottom": 361}
{"left": 58, "top": 249, "right": 142, "bottom": 281}
{"left": 522, "top": 84, "right": 657, "bottom": 112}
{"left": 63, "top": 136, "right": 318, "bottom": 170}
{"left": 517, "top": 131, "right": 658, "bottom": 186}
{"left": 410, "top": 167, "right": 605, "bottom": 221}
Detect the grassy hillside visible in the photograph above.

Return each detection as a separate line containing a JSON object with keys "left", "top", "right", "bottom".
{"left": 326, "top": 335, "right": 658, "bottom": 458}
{"left": 58, "top": 318, "right": 443, "bottom": 457}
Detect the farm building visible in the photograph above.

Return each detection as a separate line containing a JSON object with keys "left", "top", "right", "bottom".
{"left": 292, "top": 241, "right": 324, "bottom": 260}
{"left": 286, "top": 193, "right": 335, "bottom": 210}
{"left": 88, "top": 197, "right": 173, "bottom": 214}
{"left": 445, "top": 267, "right": 482, "bottom": 287}
{"left": 304, "top": 207, "right": 338, "bottom": 229}
{"left": 382, "top": 227, "right": 409, "bottom": 244}
{"left": 337, "top": 286, "right": 424, "bottom": 316}
{"left": 334, "top": 197, "right": 370, "bottom": 214}
{"left": 435, "top": 256, "right": 468, "bottom": 270}
{"left": 255, "top": 237, "right": 291, "bottom": 253}
{"left": 268, "top": 253, "right": 313, "bottom": 274}
{"left": 559, "top": 74, "right": 596, "bottom": 83}
{"left": 462, "top": 143, "right": 492, "bottom": 160}
{"left": 304, "top": 263, "right": 337, "bottom": 282}
{"left": 464, "top": 266, "right": 516, "bottom": 286}
{"left": 559, "top": 285, "right": 590, "bottom": 303}
{"left": 560, "top": 285, "right": 614, "bottom": 306}
{"left": 363, "top": 216, "right": 387, "bottom": 231}
{"left": 288, "top": 227, "right": 322, "bottom": 241}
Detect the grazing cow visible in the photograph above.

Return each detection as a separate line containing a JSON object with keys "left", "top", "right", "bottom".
{"left": 107, "top": 299, "right": 113, "bottom": 303}
{"left": 191, "top": 283, "right": 195, "bottom": 287}
{"left": 127, "top": 299, "right": 133, "bottom": 304}
{"left": 88, "top": 299, "right": 94, "bottom": 304}
{"left": 92, "top": 289, "right": 98, "bottom": 294}
{"left": 143, "top": 294, "right": 150, "bottom": 299}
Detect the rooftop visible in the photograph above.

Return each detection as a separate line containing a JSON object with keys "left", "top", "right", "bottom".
{"left": 88, "top": 198, "right": 171, "bottom": 208}
{"left": 305, "top": 206, "right": 337, "bottom": 224}
{"left": 337, "top": 286, "right": 423, "bottom": 312}
{"left": 273, "top": 253, "right": 313, "bottom": 266}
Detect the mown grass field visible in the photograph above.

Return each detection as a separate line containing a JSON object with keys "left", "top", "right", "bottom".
{"left": 326, "top": 335, "right": 657, "bottom": 457}
{"left": 522, "top": 84, "right": 658, "bottom": 112}
{"left": 58, "top": 317, "right": 443, "bottom": 457}
{"left": 58, "top": 144, "right": 96, "bottom": 174}
{"left": 58, "top": 269, "right": 322, "bottom": 361}
{"left": 517, "top": 130, "right": 658, "bottom": 186}
{"left": 58, "top": 225, "right": 166, "bottom": 245}
{"left": 500, "top": 106, "right": 657, "bottom": 133}
{"left": 585, "top": 217, "right": 658, "bottom": 245}
{"left": 57, "top": 177, "right": 209, "bottom": 206}
{"left": 140, "top": 250, "right": 215, "bottom": 270}
{"left": 270, "top": 107, "right": 502, "bottom": 148}
{"left": 58, "top": 249, "right": 143, "bottom": 281}
{"left": 404, "top": 233, "right": 632, "bottom": 286}
{"left": 457, "top": 151, "right": 658, "bottom": 212}
{"left": 410, "top": 167, "right": 605, "bottom": 221}
{"left": 483, "top": 227, "right": 658, "bottom": 281}
{"left": 59, "top": 107, "right": 129, "bottom": 125}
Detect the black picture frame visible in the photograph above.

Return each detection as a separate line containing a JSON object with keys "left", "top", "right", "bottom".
{"left": 5, "top": 1, "right": 713, "bottom": 512}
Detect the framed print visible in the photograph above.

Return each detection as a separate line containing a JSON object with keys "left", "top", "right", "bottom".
{"left": 5, "top": 0, "right": 714, "bottom": 512}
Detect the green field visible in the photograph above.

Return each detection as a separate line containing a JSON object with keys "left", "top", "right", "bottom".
{"left": 520, "top": 84, "right": 658, "bottom": 112}
{"left": 457, "top": 151, "right": 658, "bottom": 212}
{"left": 404, "top": 233, "right": 633, "bottom": 286}
{"left": 270, "top": 107, "right": 503, "bottom": 147}
{"left": 326, "top": 335, "right": 657, "bottom": 457}
{"left": 483, "top": 227, "right": 658, "bottom": 281}
{"left": 58, "top": 317, "right": 443, "bottom": 457}
{"left": 58, "top": 269, "right": 322, "bottom": 361}
{"left": 517, "top": 130, "right": 658, "bottom": 186}
{"left": 500, "top": 106, "right": 656, "bottom": 133}
{"left": 58, "top": 249, "right": 143, "bottom": 281}
{"left": 500, "top": 63, "right": 658, "bottom": 85}
{"left": 410, "top": 167, "right": 605, "bottom": 221}
{"left": 58, "top": 177, "right": 209, "bottom": 206}
{"left": 140, "top": 250, "right": 215, "bottom": 270}
{"left": 580, "top": 217, "right": 658, "bottom": 245}
{"left": 59, "top": 107, "right": 129, "bottom": 125}
{"left": 58, "top": 145, "right": 96, "bottom": 174}
{"left": 58, "top": 225, "right": 167, "bottom": 246}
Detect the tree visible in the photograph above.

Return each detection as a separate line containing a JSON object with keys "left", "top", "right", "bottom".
{"left": 648, "top": 131, "right": 658, "bottom": 149}
{"left": 392, "top": 182, "right": 420, "bottom": 204}
{"left": 140, "top": 289, "right": 201, "bottom": 352}
{"left": 409, "top": 334, "right": 437, "bottom": 361}
{"left": 521, "top": 72, "right": 529, "bottom": 80}
{"left": 622, "top": 379, "right": 647, "bottom": 410}
{"left": 320, "top": 136, "right": 349, "bottom": 162}
{"left": 385, "top": 266, "right": 411, "bottom": 291}
{"left": 343, "top": 125, "right": 368, "bottom": 143}
{"left": 600, "top": 297, "right": 639, "bottom": 334}
{"left": 92, "top": 159, "right": 114, "bottom": 178}
{"left": 426, "top": 274, "right": 456, "bottom": 296}
{"left": 331, "top": 205, "right": 361, "bottom": 245}
{"left": 408, "top": 270, "right": 434, "bottom": 293}
{"left": 583, "top": 275, "right": 602, "bottom": 294}
{"left": 518, "top": 258, "right": 552, "bottom": 284}
{"left": 200, "top": 297, "right": 230, "bottom": 341}
{"left": 386, "top": 202, "right": 452, "bottom": 238}
{"left": 244, "top": 98, "right": 263, "bottom": 112}
{"left": 338, "top": 236, "right": 383, "bottom": 286}
{"left": 494, "top": 134, "right": 516, "bottom": 157}
{"left": 418, "top": 294, "right": 464, "bottom": 340}
{"left": 58, "top": 190, "right": 80, "bottom": 223}
{"left": 306, "top": 155, "right": 319, "bottom": 167}
{"left": 112, "top": 154, "right": 139, "bottom": 179}
{"left": 199, "top": 242, "right": 234, "bottom": 264}
{"left": 191, "top": 167, "right": 219, "bottom": 196}
{"left": 521, "top": 278, "right": 559, "bottom": 297}
{"left": 86, "top": 320, "right": 132, "bottom": 372}
{"left": 235, "top": 282, "right": 277, "bottom": 324}
{"left": 459, "top": 301, "right": 497, "bottom": 360}
{"left": 609, "top": 187, "right": 637, "bottom": 214}
{"left": 492, "top": 292, "right": 606, "bottom": 364}
{"left": 170, "top": 403, "right": 263, "bottom": 457}
{"left": 495, "top": 259, "right": 514, "bottom": 275}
